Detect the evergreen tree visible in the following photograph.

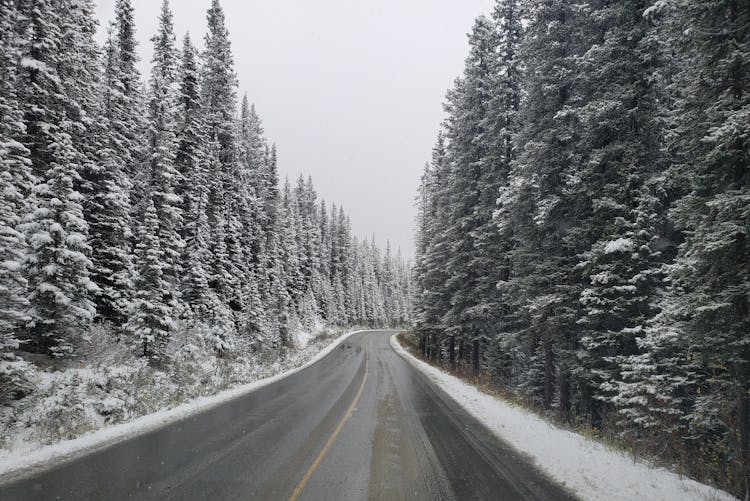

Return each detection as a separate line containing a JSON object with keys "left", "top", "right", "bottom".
{"left": 83, "top": 29, "right": 134, "bottom": 325}
{"left": 112, "top": 0, "right": 146, "bottom": 201}
{"left": 659, "top": 0, "right": 750, "bottom": 489}
{"left": 441, "top": 15, "right": 504, "bottom": 372}
{"left": 127, "top": 198, "right": 173, "bottom": 363}
{"left": 201, "top": 0, "right": 240, "bottom": 305}
{"left": 146, "top": 0, "right": 183, "bottom": 291}
{"left": 21, "top": 122, "right": 97, "bottom": 357}
{"left": 0, "top": 0, "right": 34, "bottom": 400}
{"left": 175, "top": 32, "right": 204, "bottom": 244}
{"left": 505, "top": 0, "right": 588, "bottom": 410}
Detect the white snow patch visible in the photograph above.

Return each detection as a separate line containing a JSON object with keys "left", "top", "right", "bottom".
{"left": 0, "top": 329, "right": 370, "bottom": 483}
{"left": 604, "top": 237, "right": 634, "bottom": 254}
{"left": 390, "top": 335, "right": 737, "bottom": 501}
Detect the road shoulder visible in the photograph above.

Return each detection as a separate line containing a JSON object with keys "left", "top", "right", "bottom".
{"left": 390, "top": 334, "right": 737, "bottom": 501}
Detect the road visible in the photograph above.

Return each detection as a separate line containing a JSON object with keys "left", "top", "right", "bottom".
{"left": 0, "top": 331, "right": 575, "bottom": 501}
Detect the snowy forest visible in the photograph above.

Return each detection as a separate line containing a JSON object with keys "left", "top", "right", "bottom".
{"left": 0, "top": 0, "right": 411, "bottom": 445}
{"left": 413, "top": 0, "right": 749, "bottom": 496}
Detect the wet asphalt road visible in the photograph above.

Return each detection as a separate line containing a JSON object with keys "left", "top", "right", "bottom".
{"left": 0, "top": 331, "right": 575, "bottom": 501}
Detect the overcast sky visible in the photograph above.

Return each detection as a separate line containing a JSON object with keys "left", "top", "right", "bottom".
{"left": 94, "top": 0, "right": 495, "bottom": 258}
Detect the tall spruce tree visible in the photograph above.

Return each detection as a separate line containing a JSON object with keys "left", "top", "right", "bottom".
{"left": 0, "top": 0, "right": 34, "bottom": 399}
{"left": 127, "top": 198, "right": 172, "bottom": 363}
{"left": 661, "top": 0, "right": 750, "bottom": 490}
{"left": 83, "top": 29, "right": 134, "bottom": 325}
{"left": 21, "top": 122, "right": 97, "bottom": 357}
{"left": 146, "top": 0, "right": 183, "bottom": 291}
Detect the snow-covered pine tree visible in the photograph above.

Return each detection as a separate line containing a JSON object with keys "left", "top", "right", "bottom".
{"left": 14, "top": 0, "right": 98, "bottom": 358}
{"left": 238, "top": 95, "right": 268, "bottom": 208}
{"left": 83, "top": 0, "right": 144, "bottom": 325}
{"left": 507, "top": 0, "right": 588, "bottom": 410}
{"left": 83, "top": 29, "right": 134, "bottom": 326}
{"left": 21, "top": 121, "right": 97, "bottom": 358}
{"left": 280, "top": 179, "right": 304, "bottom": 307}
{"left": 112, "top": 0, "right": 147, "bottom": 205}
{"left": 566, "top": 0, "right": 670, "bottom": 425}
{"left": 658, "top": 0, "right": 750, "bottom": 489}
{"left": 235, "top": 95, "right": 266, "bottom": 333}
{"left": 15, "top": 0, "right": 65, "bottom": 182}
{"left": 381, "top": 241, "right": 396, "bottom": 325}
{"left": 0, "top": 0, "right": 34, "bottom": 400}
{"left": 257, "top": 144, "right": 281, "bottom": 310}
{"left": 146, "top": 0, "right": 184, "bottom": 293}
{"left": 414, "top": 134, "right": 453, "bottom": 358}
{"left": 127, "top": 198, "right": 173, "bottom": 363}
{"left": 175, "top": 32, "right": 204, "bottom": 245}
{"left": 181, "top": 177, "right": 215, "bottom": 323}
{"left": 263, "top": 144, "right": 280, "bottom": 244}
{"left": 317, "top": 200, "right": 334, "bottom": 320}
{"left": 57, "top": 0, "right": 102, "bottom": 201}
{"left": 201, "top": 0, "right": 240, "bottom": 308}
{"left": 441, "top": 15, "right": 500, "bottom": 373}
{"left": 473, "top": 0, "right": 523, "bottom": 384}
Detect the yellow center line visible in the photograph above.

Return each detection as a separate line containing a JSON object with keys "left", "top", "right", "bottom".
{"left": 288, "top": 349, "right": 369, "bottom": 501}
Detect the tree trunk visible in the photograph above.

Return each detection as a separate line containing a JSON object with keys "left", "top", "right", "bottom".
{"left": 543, "top": 338, "right": 554, "bottom": 410}
{"left": 559, "top": 371, "right": 570, "bottom": 422}
{"left": 449, "top": 335, "right": 456, "bottom": 368}
{"left": 472, "top": 339, "right": 480, "bottom": 377}
{"left": 458, "top": 339, "right": 465, "bottom": 365}
{"left": 420, "top": 335, "right": 427, "bottom": 357}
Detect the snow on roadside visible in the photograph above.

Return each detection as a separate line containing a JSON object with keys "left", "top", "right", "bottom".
{"left": 0, "top": 329, "right": 368, "bottom": 483}
{"left": 390, "top": 334, "right": 737, "bottom": 501}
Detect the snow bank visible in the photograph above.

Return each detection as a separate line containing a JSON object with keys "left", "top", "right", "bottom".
{"left": 390, "top": 335, "right": 737, "bottom": 501}
{"left": 0, "top": 329, "right": 369, "bottom": 483}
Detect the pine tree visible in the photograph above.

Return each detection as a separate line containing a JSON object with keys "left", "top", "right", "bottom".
{"left": 127, "top": 198, "right": 173, "bottom": 363}
{"left": 201, "top": 0, "right": 238, "bottom": 165}
{"left": 83, "top": 29, "right": 134, "bottom": 325}
{"left": 83, "top": 0, "right": 144, "bottom": 324}
{"left": 660, "top": 0, "right": 750, "bottom": 490}
{"left": 175, "top": 32, "right": 204, "bottom": 249}
{"left": 147, "top": 0, "right": 184, "bottom": 291}
{"left": 508, "top": 0, "right": 588, "bottom": 410}
{"left": 21, "top": 122, "right": 97, "bottom": 357}
{"left": 473, "top": 0, "right": 523, "bottom": 382}
{"left": 112, "top": 0, "right": 147, "bottom": 202}
{"left": 201, "top": 0, "right": 240, "bottom": 305}
{"left": 414, "top": 135, "right": 453, "bottom": 358}
{"left": 16, "top": 0, "right": 65, "bottom": 181}
{"left": 566, "top": 0, "right": 670, "bottom": 425}
{"left": 0, "top": 0, "right": 34, "bottom": 400}
{"left": 441, "top": 15, "right": 501, "bottom": 373}
{"left": 182, "top": 179, "right": 214, "bottom": 322}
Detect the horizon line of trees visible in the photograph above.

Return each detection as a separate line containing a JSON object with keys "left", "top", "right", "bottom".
{"left": 413, "top": 0, "right": 748, "bottom": 496}
{"left": 0, "top": 0, "right": 411, "bottom": 391}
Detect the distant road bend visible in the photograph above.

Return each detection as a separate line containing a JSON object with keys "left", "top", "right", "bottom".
{"left": 1, "top": 331, "right": 575, "bottom": 501}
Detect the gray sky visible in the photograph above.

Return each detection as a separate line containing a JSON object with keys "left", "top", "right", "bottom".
{"left": 94, "top": 0, "right": 495, "bottom": 258}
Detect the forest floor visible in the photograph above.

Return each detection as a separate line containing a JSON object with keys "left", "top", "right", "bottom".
{"left": 0, "top": 325, "right": 365, "bottom": 479}
{"left": 393, "top": 333, "right": 737, "bottom": 501}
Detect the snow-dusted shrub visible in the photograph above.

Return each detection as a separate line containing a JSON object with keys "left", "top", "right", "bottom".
{"left": 0, "top": 356, "right": 35, "bottom": 404}
{"left": 78, "top": 322, "right": 136, "bottom": 367}
{"left": 30, "top": 373, "right": 97, "bottom": 444}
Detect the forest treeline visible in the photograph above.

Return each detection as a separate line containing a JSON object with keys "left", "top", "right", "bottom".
{"left": 0, "top": 0, "right": 411, "bottom": 395}
{"left": 413, "top": 0, "right": 748, "bottom": 495}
